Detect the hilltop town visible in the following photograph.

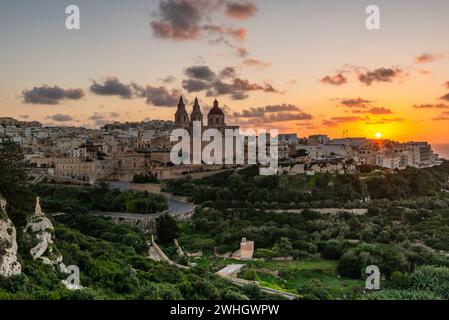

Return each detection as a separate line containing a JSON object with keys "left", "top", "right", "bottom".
{"left": 0, "top": 97, "right": 443, "bottom": 184}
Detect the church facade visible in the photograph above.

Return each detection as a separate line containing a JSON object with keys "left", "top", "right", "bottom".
{"left": 174, "top": 96, "right": 241, "bottom": 163}
{"left": 174, "top": 96, "right": 239, "bottom": 133}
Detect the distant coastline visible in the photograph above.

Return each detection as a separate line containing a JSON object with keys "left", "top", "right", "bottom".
{"left": 433, "top": 144, "right": 449, "bottom": 160}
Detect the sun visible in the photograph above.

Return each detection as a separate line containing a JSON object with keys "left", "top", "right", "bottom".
{"left": 375, "top": 132, "right": 382, "bottom": 139}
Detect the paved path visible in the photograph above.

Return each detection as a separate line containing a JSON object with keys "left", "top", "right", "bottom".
{"left": 217, "top": 275, "right": 299, "bottom": 300}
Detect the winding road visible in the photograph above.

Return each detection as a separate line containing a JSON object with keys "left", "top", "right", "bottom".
{"left": 105, "top": 181, "right": 194, "bottom": 216}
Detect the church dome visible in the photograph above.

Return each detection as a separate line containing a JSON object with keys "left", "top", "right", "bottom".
{"left": 208, "top": 99, "right": 224, "bottom": 115}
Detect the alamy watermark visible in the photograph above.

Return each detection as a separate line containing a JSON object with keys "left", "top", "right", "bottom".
{"left": 365, "top": 5, "right": 380, "bottom": 30}
{"left": 65, "top": 5, "right": 80, "bottom": 30}
{"left": 62, "top": 265, "right": 82, "bottom": 290}
{"left": 64, "top": 4, "right": 380, "bottom": 31}
{"left": 365, "top": 265, "right": 380, "bottom": 290}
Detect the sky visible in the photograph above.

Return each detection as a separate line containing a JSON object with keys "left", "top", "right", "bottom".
{"left": 1, "top": 0, "right": 449, "bottom": 143}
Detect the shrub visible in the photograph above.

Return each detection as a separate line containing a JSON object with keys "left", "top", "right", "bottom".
{"left": 319, "top": 240, "right": 344, "bottom": 260}
{"left": 297, "top": 279, "right": 333, "bottom": 300}
{"left": 253, "top": 248, "right": 276, "bottom": 259}
{"left": 366, "top": 289, "right": 442, "bottom": 300}
{"left": 408, "top": 266, "right": 449, "bottom": 299}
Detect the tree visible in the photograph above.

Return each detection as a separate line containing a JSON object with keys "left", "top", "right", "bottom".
{"left": 0, "top": 140, "right": 33, "bottom": 225}
{"left": 156, "top": 214, "right": 179, "bottom": 244}
{"left": 0, "top": 140, "right": 26, "bottom": 196}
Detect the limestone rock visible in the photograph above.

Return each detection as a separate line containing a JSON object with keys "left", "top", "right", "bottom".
{"left": 0, "top": 196, "right": 22, "bottom": 277}
{"left": 25, "top": 197, "right": 64, "bottom": 268}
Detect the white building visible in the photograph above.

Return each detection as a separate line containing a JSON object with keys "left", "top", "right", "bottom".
{"left": 278, "top": 133, "right": 299, "bottom": 145}
{"left": 331, "top": 137, "right": 367, "bottom": 147}
{"left": 296, "top": 144, "right": 348, "bottom": 160}
{"left": 308, "top": 134, "right": 329, "bottom": 145}
{"left": 405, "top": 142, "right": 432, "bottom": 167}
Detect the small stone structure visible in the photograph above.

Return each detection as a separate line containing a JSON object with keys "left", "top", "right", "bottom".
{"left": 240, "top": 238, "right": 254, "bottom": 260}
{"left": 232, "top": 238, "right": 254, "bottom": 260}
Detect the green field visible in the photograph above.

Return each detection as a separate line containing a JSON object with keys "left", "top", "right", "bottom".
{"left": 193, "top": 257, "right": 364, "bottom": 299}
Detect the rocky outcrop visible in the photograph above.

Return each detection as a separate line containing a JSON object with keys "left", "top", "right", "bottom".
{"left": 174, "top": 239, "right": 185, "bottom": 257}
{"left": 0, "top": 195, "right": 21, "bottom": 277}
{"left": 25, "top": 197, "right": 65, "bottom": 270}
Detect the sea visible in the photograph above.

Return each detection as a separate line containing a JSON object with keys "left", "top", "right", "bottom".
{"left": 432, "top": 144, "right": 449, "bottom": 160}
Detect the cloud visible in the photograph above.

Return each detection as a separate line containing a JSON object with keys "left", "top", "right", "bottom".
{"left": 182, "top": 79, "right": 211, "bottom": 92}
{"left": 142, "top": 86, "right": 181, "bottom": 107}
{"left": 150, "top": 0, "right": 204, "bottom": 40}
{"left": 87, "top": 112, "right": 117, "bottom": 127}
{"left": 322, "top": 116, "right": 365, "bottom": 127}
{"left": 415, "top": 53, "right": 444, "bottom": 64}
{"left": 19, "top": 115, "right": 29, "bottom": 119}
{"left": 230, "top": 104, "right": 312, "bottom": 126}
{"left": 87, "top": 111, "right": 120, "bottom": 125}
{"left": 203, "top": 24, "right": 246, "bottom": 42}
{"left": 88, "top": 113, "right": 105, "bottom": 121}
{"left": 90, "top": 77, "right": 137, "bottom": 99}
{"left": 242, "top": 59, "right": 271, "bottom": 69}
{"left": 236, "top": 47, "right": 249, "bottom": 57}
{"left": 225, "top": 1, "right": 257, "bottom": 19}
{"left": 151, "top": 0, "right": 248, "bottom": 44}
{"left": 22, "top": 85, "right": 85, "bottom": 105}
{"left": 444, "top": 81, "right": 449, "bottom": 89}
{"left": 161, "top": 76, "right": 176, "bottom": 83}
{"left": 182, "top": 65, "right": 280, "bottom": 100}
{"left": 184, "top": 65, "right": 217, "bottom": 81}
{"left": 413, "top": 103, "right": 449, "bottom": 109}
{"left": 365, "top": 117, "right": 403, "bottom": 125}
{"left": 352, "top": 107, "right": 393, "bottom": 115}
{"left": 320, "top": 73, "right": 347, "bottom": 86}
{"left": 357, "top": 67, "right": 405, "bottom": 86}
{"left": 339, "top": 97, "right": 372, "bottom": 108}
{"left": 231, "top": 78, "right": 278, "bottom": 92}
{"left": 433, "top": 112, "right": 449, "bottom": 121}
{"left": 46, "top": 114, "right": 74, "bottom": 122}
{"left": 233, "top": 104, "right": 302, "bottom": 118}
{"left": 150, "top": 0, "right": 256, "bottom": 58}
{"left": 219, "top": 67, "right": 237, "bottom": 79}
{"left": 441, "top": 93, "right": 449, "bottom": 101}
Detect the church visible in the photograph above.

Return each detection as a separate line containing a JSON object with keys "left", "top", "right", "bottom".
{"left": 173, "top": 96, "right": 241, "bottom": 164}
{"left": 174, "top": 96, "right": 239, "bottom": 133}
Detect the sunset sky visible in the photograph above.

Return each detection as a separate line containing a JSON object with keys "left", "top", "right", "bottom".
{"left": 1, "top": 0, "right": 449, "bottom": 143}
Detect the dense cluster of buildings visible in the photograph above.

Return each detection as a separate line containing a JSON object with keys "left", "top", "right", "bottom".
{"left": 278, "top": 133, "right": 441, "bottom": 171}
{"left": 0, "top": 102, "right": 443, "bottom": 183}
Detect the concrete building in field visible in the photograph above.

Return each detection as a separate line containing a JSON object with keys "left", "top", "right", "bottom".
{"left": 240, "top": 238, "right": 254, "bottom": 260}
{"left": 231, "top": 238, "right": 254, "bottom": 260}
